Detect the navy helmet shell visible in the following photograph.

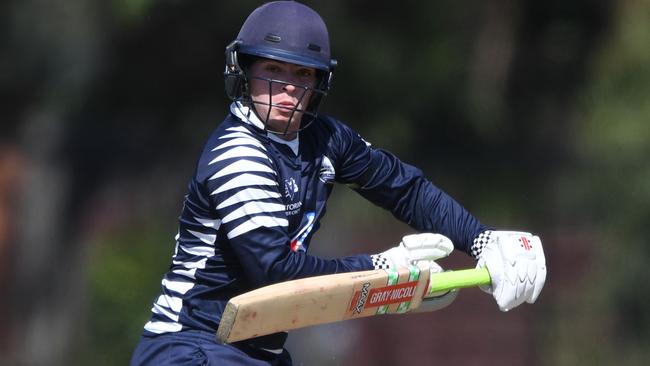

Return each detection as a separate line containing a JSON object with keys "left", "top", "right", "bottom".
{"left": 235, "top": 1, "right": 335, "bottom": 72}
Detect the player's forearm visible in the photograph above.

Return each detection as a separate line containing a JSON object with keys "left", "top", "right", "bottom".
{"left": 352, "top": 149, "right": 488, "bottom": 253}
{"left": 413, "top": 179, "right": 490, "bottom": 254}
{"left": 267, "top": 252, "right": 373, "bottom": 282}
{"left": 235, "top": 242, "right": 373, "bottom": 288}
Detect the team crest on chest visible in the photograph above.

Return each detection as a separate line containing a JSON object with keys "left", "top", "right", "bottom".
{"left": 284, "top": 177, "right": 302, "bottom": 216}
{"left": 284, "top": 177, "right": 299, "bottom": 200}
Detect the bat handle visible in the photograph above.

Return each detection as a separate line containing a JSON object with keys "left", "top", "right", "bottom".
{"left": 425, "top": 267, "right": 491, "bottom": 296}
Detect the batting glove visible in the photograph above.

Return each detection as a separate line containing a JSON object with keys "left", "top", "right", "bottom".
{"left": 371, "top": 233, "right": 454, "bottom": 270}
{"left": 472, "top": 230, "right": 547, "bottom": 312}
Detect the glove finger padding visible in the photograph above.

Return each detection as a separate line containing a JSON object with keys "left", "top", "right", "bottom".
{"left": 400, "top": 233, "right": 454, "bottom": 264}
{"left": 414, "top": 259, "right": 444, "bottom": 275}
{"left": 372, "top": 233, "right": 454, "bottom": 270}
{"left": 476, "top": 231, "right": 546, "bottom": 312}
{"left": 527, "top": 235, "right": 547, "bottom": 304}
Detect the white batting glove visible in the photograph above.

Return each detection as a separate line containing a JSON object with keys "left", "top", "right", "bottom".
{"left": 472, "top": 230, "right": 547, "bottom": 312}
{"left": 371, "top": 233, "right": 454, "bottom": 270}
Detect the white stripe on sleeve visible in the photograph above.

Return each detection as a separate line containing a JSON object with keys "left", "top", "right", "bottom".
{"left": 219, "top": 131, "right": 254, "bottom": 140}
{"left": 222, "top": 201, "right": 285, "bottom": 224}
{"left": 180, "top": 243, "right": 215, "bottom": 257}
{"left": 186, "top": 229, "right": 216, "bottom": 245}
{"left": 144, "top": 321, "right": 183, "bottom": 334}
{"left": 152, "top": 303, "right": 179, "bottom": 321}
{"left": 212, "top": 137, "right": 266, "bottom": 152}
{"left": 172, "top": 267, "right": 197, "bottom": 279}
{"left": 155, "top": 294, "right": 183, "bottom": 313}
{"left": 194, "top": 217, "right": 221, "bottom": 229}
{"left": 208, "top": 146, "right": 269, "bottom": 165}
{"left": 162, "top": 278, "right": 195, "bottom": 294}
{"left": 216, "top": 188, "right": 281, "bottom": 210}
{"left": 226, "top": 126, "right": 252, "bottom": 134}
{"left": 211, "top": 173, "right": 277, "bottom": 195}
{"left": 227, "top": 216, "right": 288, "bottom": 239}
{"left": 209, "top": 160, "right": 275, "bottom": 180}
{"left": 172, "top": 257, "right": 208, "bottom": 270}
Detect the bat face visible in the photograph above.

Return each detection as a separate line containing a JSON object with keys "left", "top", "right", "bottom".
{"left": 217, "top": 265, "right": 431, "bottom": 343}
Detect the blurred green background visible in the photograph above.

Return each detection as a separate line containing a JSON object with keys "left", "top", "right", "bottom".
{"left": 1, "top": 0, "right": 649, "bottom": 365}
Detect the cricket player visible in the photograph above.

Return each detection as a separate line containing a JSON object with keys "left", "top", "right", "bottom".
{"left": 130, "top": 1, "right": 547, "bottom": 365}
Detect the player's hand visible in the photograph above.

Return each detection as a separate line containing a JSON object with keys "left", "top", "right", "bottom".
{"left": 411, "top": 259, "right": 459, "bottom": 313}
{"left": 372, "top": 233, "right": 453, "bottom": 270}
{"left": 474, "top": 231, "right": 547, "bottom": 311}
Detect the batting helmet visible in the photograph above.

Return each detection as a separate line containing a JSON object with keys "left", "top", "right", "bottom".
{"left": 224, "top": 1, "right": 337, "bottom": 132}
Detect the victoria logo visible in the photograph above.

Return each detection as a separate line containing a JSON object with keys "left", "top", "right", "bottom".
{"left": 284, "top": 177, "right": 299, "bottom": 200}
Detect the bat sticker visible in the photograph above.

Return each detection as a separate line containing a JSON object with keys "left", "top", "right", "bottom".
{"left": 352, "top": 282, "right": 371, "bottom": 314}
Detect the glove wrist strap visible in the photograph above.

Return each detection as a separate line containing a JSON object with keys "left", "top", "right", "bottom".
{"left": 371, "top": 253, "right": 391, "bottom": 270}
{"left": 470, "top": 230, "right": 494, "bottom": 259}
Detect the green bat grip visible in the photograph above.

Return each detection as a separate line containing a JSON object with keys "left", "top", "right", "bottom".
{"left": 425, "top": 267, "right": 491, "bottom": 297}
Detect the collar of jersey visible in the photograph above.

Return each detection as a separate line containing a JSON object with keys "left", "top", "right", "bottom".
{"left": 230, "top": 102, "right": 299, "bottom": 156}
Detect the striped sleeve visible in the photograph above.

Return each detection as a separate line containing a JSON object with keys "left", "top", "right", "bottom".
{"left": 206, "top": 128, "right": 287, "bottom": 240}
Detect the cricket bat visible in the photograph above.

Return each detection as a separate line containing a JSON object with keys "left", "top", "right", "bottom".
{"left": 216, "top": 265, "right": 491, "bottom": 343}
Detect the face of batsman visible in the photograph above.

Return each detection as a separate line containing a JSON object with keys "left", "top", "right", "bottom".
{"left": 224, "top": 1, "right": 337, "bottom": 136}
{"left": 247, "top": 59, "right": 317, "bottom": 139}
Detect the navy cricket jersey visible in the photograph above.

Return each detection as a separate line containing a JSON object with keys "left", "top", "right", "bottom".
{"left": 143, "top": 103, "right": 488, "bottom": 336}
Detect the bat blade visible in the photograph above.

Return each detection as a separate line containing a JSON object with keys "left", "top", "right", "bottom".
{"left": 216, "top": 266, "right": 490, "bottom": 343}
